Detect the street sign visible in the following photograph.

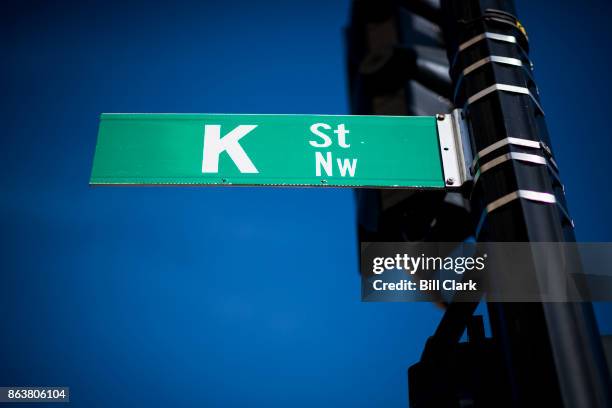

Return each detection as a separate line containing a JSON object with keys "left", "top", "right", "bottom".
{"left": 90, "top": 113, "right": 446, "bottom": 188}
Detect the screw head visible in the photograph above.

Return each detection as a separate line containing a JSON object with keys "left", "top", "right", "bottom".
{"left": 436, "top": 114, "right": 445, "bottom": 121}
{"left": 446, "top": 178, "right": 455, "bottom": 185}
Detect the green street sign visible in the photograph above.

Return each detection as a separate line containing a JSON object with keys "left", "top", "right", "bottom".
{"left": 90, "top": 113, "right": 448, "bottom": 188}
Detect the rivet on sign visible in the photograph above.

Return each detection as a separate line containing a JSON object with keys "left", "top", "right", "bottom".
{"left": 437, "top": 114, "right": 445, "bottom": 121}
{"left": 321, "top": 180, "right": 327, "bottom": 184}
{"left": 446, "top": 178, "right": 455, "bottom": 185}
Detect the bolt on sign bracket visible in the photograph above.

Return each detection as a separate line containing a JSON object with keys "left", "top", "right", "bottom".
{"left": 436, "top": 109, "right": 474, "bottom": 188}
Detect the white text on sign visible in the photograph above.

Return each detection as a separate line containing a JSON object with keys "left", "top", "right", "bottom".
{"left": 201, "top": 123, "right": 358, "bottom": 178}
{"left": 309, "top": 123, "right": 357, "bottom": 178}
{"left": 202, "top": 124, "right": 259, "bottom": 173}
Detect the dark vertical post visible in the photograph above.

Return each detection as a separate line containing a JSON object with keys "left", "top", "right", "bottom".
{"left": 441, "top": 0, "right": 612, "bottom": 407}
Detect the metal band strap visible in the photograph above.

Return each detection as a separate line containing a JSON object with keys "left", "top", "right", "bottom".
{"left": 539, "top": 141, "right": 560, "bottom": 171}
{"left": 458, "top": 32, "right": 517, "bottom": 51}
{"left": 472, "top": 152, "right": 562, "bottom": 189}
{"left": 465, "top": 83, "right": 545, "bottom": 115}
{"left": 475, "top": 190, "right": 557, "bottom": 236}
{"left": 486, "top": 190, "right": 556, "bottom": 212}
{"left": 451, "top": 32, "right": 524, "bottom": 69}
{"left": 453, "top": 56, "right": 532, "bottom": 101}
{"left": 473, "top": 152, "right": 546, "bottom": 185}
{"left": 471, "top": 138, "right": 562, "bottom": 189}
{"left": 463, "top": 56, "right": 523, "bottom": 75}
{"left": 476, "top": 191, "right": 574, "bottom": 236}
{"left": 471, "top": 137, "right": 541, "bottom": 171}
{"left": 453, "top": 36, "right": 532, "bottom": 69}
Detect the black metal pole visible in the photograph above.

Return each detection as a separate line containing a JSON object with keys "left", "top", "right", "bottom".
{"left": 441, "top": 0, "right": 612, "bottom": 406}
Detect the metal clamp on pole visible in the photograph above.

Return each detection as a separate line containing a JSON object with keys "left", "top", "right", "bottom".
{"left": 465, "top": 83, "right": 545, "bottom": 115}
{"left": 436, "top": 109, "right": 474, "bottom": 188}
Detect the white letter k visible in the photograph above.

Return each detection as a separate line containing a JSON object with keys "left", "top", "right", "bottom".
{"left": 202, "top": 124, "right": 258, "bottom": 173}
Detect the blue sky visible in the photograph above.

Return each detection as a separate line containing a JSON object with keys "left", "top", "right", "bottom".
{"left": 1, "top": 0, "right": 611, "bottom": 406}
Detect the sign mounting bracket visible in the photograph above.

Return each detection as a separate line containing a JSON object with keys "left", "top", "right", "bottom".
{"left": 436, "top": 109, "right": 474, "bottom": 188}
